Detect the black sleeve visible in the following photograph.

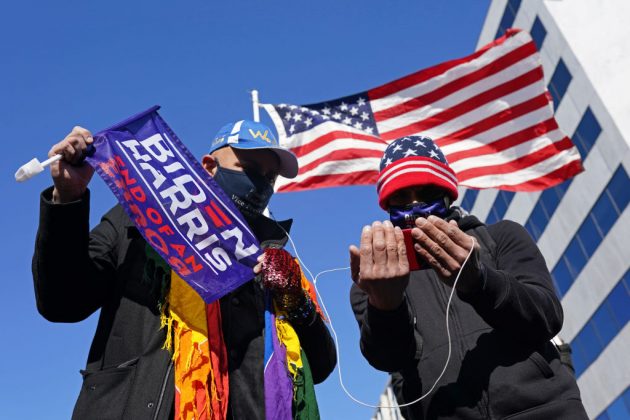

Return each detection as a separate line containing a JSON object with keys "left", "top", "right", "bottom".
{"left": 350, "top": 283, "right": 420, "bottom": 372}
{"left": 32, "top": 187, "right": 119, "bottom": 322}
{"left": 293, "top": 315, "right": 337, "bottom": 384}
{"left": 458, "top": 220, "right": 563, "bottom": 342}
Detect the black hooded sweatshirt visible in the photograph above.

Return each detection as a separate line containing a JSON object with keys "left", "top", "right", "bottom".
{"left": 351, "top": 212, "right": 588, "bottom": 419}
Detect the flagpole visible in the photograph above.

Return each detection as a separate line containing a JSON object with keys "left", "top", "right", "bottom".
{"left": 252, "top": 89, "right": 270, "bottom": 216}
{"left": 251, "top": 90, "right": 260, "bottom": 122}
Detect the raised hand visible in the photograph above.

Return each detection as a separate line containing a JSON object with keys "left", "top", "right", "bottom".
{"left": 349, "top": 220, "right": 410, "bottom": 311}
{"left": 49, "top": 126, "right": 95, "bottom": 203}
{"left": 411, "top": 215, "right": 481, "bottom": 293}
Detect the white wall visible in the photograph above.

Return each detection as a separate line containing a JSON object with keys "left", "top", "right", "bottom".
{"left": 544, "top": 0, "right": 630, "bottom": 148}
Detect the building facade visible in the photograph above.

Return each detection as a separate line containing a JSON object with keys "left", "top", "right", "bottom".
{"left": 375, "top": 1, "right": 630, "bottom": 418}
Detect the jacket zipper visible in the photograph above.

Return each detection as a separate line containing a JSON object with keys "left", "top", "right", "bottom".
{"left": 153, "top": 360, "right": 173, "bottom": 420}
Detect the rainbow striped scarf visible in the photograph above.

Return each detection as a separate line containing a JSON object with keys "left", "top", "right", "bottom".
{"left": 162, "top": 262, "right": 322, "bottom": 420}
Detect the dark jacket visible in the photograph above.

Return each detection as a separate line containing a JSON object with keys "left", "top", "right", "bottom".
{"left": 32, "top": 187, "right": 336, "bottom": 420}
{"left": 351, "top": 214, "right": 588, "bottom": 420}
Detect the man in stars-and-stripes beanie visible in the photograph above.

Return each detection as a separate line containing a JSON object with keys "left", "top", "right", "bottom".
{"left": 349, "top": 134, "right": 589, "bottom": 419}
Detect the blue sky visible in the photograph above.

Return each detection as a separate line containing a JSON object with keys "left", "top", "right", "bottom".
{"left": 0, "top": 1, "right": 489, "bottom": 418}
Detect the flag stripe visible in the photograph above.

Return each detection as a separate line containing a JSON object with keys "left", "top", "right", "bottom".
{"left": 390, "top": 83, "right": 550, "bottom": 147}
{"left": 276, "top": 157, "right": 381, "bottom": 190}
{"left": 298, "top": 148, "right": 385, "bottom": 176}
{"left": 295, "top": 137, "right": 386, "bottom": 168}
{"left": 446, "top": 118, "right": 559, "bottom": 163}
{"left": 378, "top": 67, "right": 544, "bottom": 140}
{"left": 289, "top": 128, "right": 385, "bottom": 157}
{"left": 439, "top": 106, "right": 555, "bottom": 155}
{"left": 372, "top": 41, "right": 536, "bottom": 121}
{"left": 461, "top": 150, "right": 582, "bottom": 189}
{"left": 457, "top": 136, "right": 576, "bottom": 181}
{"left": 368, "top": 29, "right": 521, "bottom": 101}
{"left": 369, "top": 31, "right": 533, "bottom": 114}
{"left": 499, "top": 160, "right": 583, "bottom": 191}
{"left": 435, "top": 93, "right": 551, "bottom": 148}
{"left": 277, "top": 170, "right": 379, "bottom": 192}
{"left": 374, "top": 61, "right": 543, "bottom": 141}
{"left": 451, "top": 129, "right": 565, "bottom": 172}
{"left": 373, "top": 54, "right": 542, "bottom": 137}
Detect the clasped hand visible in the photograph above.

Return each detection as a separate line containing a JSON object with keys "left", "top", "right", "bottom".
{"left": 350, "top": 216, "right": 481, "bottom": 311}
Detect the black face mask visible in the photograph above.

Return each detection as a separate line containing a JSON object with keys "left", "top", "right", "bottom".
{"left": 212, "top": 164, "right": 274, "bottom": 217}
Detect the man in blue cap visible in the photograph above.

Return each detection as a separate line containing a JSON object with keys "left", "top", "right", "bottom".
{"left": 32, "top": 121, "right": 336, "bottom": 419}
{"left": 203, "top": 120, "right": 299, "bottom": 219}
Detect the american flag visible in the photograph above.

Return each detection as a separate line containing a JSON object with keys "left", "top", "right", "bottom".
{"left": 261, "top": 29, "right": 583, "bottom": 193}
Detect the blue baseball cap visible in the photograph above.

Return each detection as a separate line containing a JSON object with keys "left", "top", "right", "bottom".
{"left": 209, "top": 120, "right": 299, "bottom": 178}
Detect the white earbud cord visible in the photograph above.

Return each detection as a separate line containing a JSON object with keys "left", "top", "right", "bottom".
{"left": 278, "top": 222, "right": 476, "bottom": 409}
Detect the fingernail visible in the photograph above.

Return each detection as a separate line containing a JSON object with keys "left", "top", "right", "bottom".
{"left": 428, "top": 215, "right": 438, "bottom": 222}
{"left": 363, "top": 225, "right": 371, "bottom": 233}
{"left": 372, "top": 221, "right": 382, "bottom": 227}
{"left": 416, "top": 217, "right": 426, "bottom": 226}
{"left": 383, "top": 220, "right": 393, "bottom": 227}
{"left": 87, "top": 136, "right": 93, "bottom": 143}
{"left": 394, "top": 226, "right": 402, "bottom": 233}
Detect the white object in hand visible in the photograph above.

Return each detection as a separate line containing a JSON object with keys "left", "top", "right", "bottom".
{"left": 15, "top": 155, "right": 63, "bottom": 182}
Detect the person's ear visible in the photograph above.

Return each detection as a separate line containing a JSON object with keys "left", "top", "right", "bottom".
{"left": 202, "top": 154, "right": 218, "bottom": 176}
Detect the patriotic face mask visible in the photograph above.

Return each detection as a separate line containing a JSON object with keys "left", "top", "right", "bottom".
{"left": 213, "top": 164, "right": 274, "bottom": 217}
{"left": 388, "top": 198, "right": 449, "bottom": 229}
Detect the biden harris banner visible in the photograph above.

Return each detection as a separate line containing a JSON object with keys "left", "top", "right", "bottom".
{"left": 86, "top": 106, "right": 261, "bottom": 303}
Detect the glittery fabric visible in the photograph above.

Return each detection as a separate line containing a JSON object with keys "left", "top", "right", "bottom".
{"left": 261, "top": 248, "right": 302, "bottom": 295}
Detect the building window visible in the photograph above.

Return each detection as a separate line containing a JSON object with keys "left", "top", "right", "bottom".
{"left": 572, "top": 107, "right": 602, "bottom": 159}
{"left": 485, "top": 191, "right": 515, "bottom": 224}
{"left": 594, "top": 385, "right": 630, "bottom": 419}
{"left": 460, "top": 189, "right": 479, "bottom": 212}
{"left": 530, "top": 16, "right": 547, "bottom": 50}
{"left": 591, "top": 302, "right": 620, "bottom": 345}
{"left": 551, "top": 256, "right": 573, "bottom": 296}
{"left": 548, "top": 59, "right": 572, "bottom": 110}
{"left": 591, "top": 192, "right": 618, "bottom": 238}
{"left": 525, "top": 182, "right": 568, "bottom": 241}
{"left": 539, "top": 187, "right": 563, "bottom": 219}
{"left": 573, "top": 321, "right": 602, "bottom": 377}
{"left": 564, "top": 238, "right": 588, "bottom": 281}
{"left": 577, "top": 215, "right": 602, "bottom": 257}
{"left": 525, "top": 214, "right": 543, "bottom": 241}
{"left": 571, "top": 334, "right": 588, "bottom": 377}
{"left": 495, "top": 0, "right": 522, "bottom": 39}
{"left": 607, "top": 165, "right": 630, "bottom": 214}
{"left": 608, "top": 272, "right": 630, "bottom": 328}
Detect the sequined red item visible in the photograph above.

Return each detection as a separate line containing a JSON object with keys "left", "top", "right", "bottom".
{"left": 261, "top": 248, "right": 302, "bottom": 294}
